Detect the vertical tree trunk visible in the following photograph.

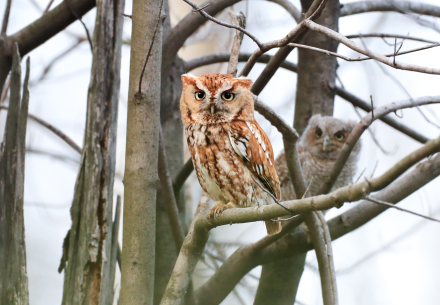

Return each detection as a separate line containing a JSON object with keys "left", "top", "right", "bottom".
{"left": 59, "top": 0, "right": 125, "bottom": 303}
{"left": 255, "top": 0, "right": 340, "bottom": 303}
{"left": 119, "top": 0, "right": 163, "bottom": 303}
{"left": 294, "top": 0, "right": 340, "bottom": 133}
{"left": 154, "top": 1, "right": 186, "bottom": 301}
{"left": 0, "top": 47, "right": 30, "bottom": 305}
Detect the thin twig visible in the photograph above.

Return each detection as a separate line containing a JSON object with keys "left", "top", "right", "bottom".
{"left": 0, "top": 105, "right": 82, "bottom": 153}
{"left": 304, "top": 20, "right": 440, "bottom": 75}
{"left": 65, "top": 0, "right": 93, "bottom": 52}
{"left": 138, "top": 0, "right": 165, "bottom": 95}
{"left": 346, "top": 33, "right": 438, "bottom": 44}
{"left": 182, "top": 0, "right": 263, "bottom": 49}
{"left": 285, "top": 41, "right": 440, "bottom": 63}
{"left": 365, "top": 197, "right": 440, "bottom": 223}
{"left": 43, "top": 0, "right": 55, "bottom": 14}
{"left": 185, "top": 51, "right": 430, "bottom": 144}
{"left": 318, "top": 96, "right": 440, "bottom": 195}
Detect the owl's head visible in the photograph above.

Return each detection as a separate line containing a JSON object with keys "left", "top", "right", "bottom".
{"left": 180, "top": 73, "right": 254, "bottom": 125}
{"left": 300, "top": 114, "right": 358, "bottom": 160}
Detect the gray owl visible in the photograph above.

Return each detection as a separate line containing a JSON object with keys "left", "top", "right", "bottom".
{"left": 276, "top": 114, "right": 361, "bottom": 200}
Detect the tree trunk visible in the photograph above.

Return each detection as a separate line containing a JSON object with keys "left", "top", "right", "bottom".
{"left": 294, "top": 0, "right": 340, "bottom": 133}
{"left": 59, "top": 0, "right": 125, "bottom": 303}
{"left": 154, "top": 1, "right": 186, "bottom": 300}
{"left": 119, "top": 0, "right": 163, "bottom": 303}
{"left": 0, "top": 46, "right": 30, "bottom": 305}
{"left": 255, "top": 0, "right": 340, "bottom": 303}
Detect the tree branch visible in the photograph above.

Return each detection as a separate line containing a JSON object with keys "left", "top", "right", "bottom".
{"left": 304, "top": 20, "right": 440, "bottom": 75}
{"left": 346, "top": 33, "right": 438, "bottom": 44}
{"left": 0, "top": 105, "right": 82, "bottom": 153}
{"left": 319, "top": 95, "right": 440, "bottom": 195}
{"left": 159, "top": 194, "right": 211, "bottom": 305}
{"left": 341, "top": 1, "right": 440, "bottom": 18}
{"left": 185, "top": 52, "right": 429, "bottom": 144}
{"left": 159, "top": 127, "right": 185, "bottom": 251}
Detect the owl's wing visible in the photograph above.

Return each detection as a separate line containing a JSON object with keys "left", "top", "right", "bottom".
{"left": 229, "top": 120, "right": 281, "bottom": 201}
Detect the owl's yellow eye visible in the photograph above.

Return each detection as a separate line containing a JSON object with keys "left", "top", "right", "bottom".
{"left": 221, "top": 92, "right": 235, "bottom": 101}
{"left": 335, "top": 132, "right": 344, "bottom": 141}
{"left": 315, "top": 128, "right": 323, "bottom": 137}
{"left": 195, "top": 91, "right": 205, "bottom": 100}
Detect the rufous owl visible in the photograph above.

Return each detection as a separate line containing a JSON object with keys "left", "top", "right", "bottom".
{"left": 276, "top": 114, "right": 361, "bottom": 200}
{"left": 180, "top": 73, "right": 281, "bottom": 235}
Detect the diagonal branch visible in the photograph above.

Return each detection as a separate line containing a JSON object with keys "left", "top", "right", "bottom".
{"left": 318, "top": 96, "right": 440, "bottom": 195}
{"left": 340, "top": 1, "right": 440, "bottom": 18}
{"left": 159, "top": 193, "right": 211, "bottom": 305}
{"left": 0, "top": 105, "right": 82, "bottom": 153}
{"left": 304, "top": 20, "right": 440, "bottom": 75}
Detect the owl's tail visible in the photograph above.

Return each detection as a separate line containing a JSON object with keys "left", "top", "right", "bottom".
{"left": 265, "top": 219, "right": 282, "bottom": 236}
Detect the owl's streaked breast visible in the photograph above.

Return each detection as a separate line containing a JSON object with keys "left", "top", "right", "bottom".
{"left": 185, "top": 123, "right": 267, "bottom": 207}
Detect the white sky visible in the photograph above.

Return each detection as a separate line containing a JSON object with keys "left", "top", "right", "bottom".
{"left": 1, "top": 0, "right": 440, "bottom": 304}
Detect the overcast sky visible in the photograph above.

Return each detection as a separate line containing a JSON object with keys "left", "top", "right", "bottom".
{"left": 1, "top": 0, "right": 440, "bottom": 304}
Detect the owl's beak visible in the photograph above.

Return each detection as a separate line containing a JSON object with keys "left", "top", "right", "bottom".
{"left": 323, "top": 138, "right": 331, "bottom": 150}
{"left": 211, "top": 105, "right": 215, "bottom": 114}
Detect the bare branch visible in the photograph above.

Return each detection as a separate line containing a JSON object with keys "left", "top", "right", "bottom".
{"left": 286, "top": 41, "right": 440, "bottom": 62}
{"left": 341, "top": 1, "right": 440, "bottom": 18}
{"left": 185, "top": 52, "right": 429, "bottom": 144}
{"left": 159, "top": 194, "right": 211, "bottom": 305}
{"left": 181, "top": 0, "right": 263, "bottom": 49}
{"left": 0, "top": 105, "right": 82, "bottom": 153}
{"left": 158, "top": 127, "right": 185, "bottom": 251}
{"left": 239, "top": 0, "right": 329, "bottom": 77}
{"left": 64, "top": 0, "right": 93, "bottom": 52}
{"left": 1, "top": 0, "right": 12, "bottom": 35}
{"left": 172, "top": 158, "right": 194, "bottom": 195}
{"left": 43, "top": 0, "right": 56, "bottom": 14}
{"left": 227, "top": 11, "right": 246, "bottom": 77}
{"left": 346, "top": 33, "right": 438, "bottom": 44}
{"left": 305, "top": 212, "right": 338, "bottom": 305}
{"left": 318, "top": 96, "right": 440, "bottom": 195}
{"left": 364, "top": 197, "right": 440, "bottom": 223}
{"left": 304, "top": 20, "right": 440, "bottom": 75}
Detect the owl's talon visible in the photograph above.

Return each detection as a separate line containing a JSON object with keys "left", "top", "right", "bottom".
{"left": 207, "top": 201, "right": 235, "bottom": 219}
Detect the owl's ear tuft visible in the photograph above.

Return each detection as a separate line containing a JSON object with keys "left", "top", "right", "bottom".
{"left": 236, "top": 77, "right": 253, "bottom": 89}
{"left": 308, "top": 114, "right": 322, "bottom": 125}
{"left": 181, "top": 74, "right": 197, "bottom": 86}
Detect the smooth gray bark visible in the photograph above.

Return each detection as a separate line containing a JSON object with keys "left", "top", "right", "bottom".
{"left": 59, "top": 0, "right": 124, "bottom": 303}
{"left": 119, "top": 0, "right": 163, "bottom": 303}
{"left": 0, "top": 46, "right": 30, "bottom": 305}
